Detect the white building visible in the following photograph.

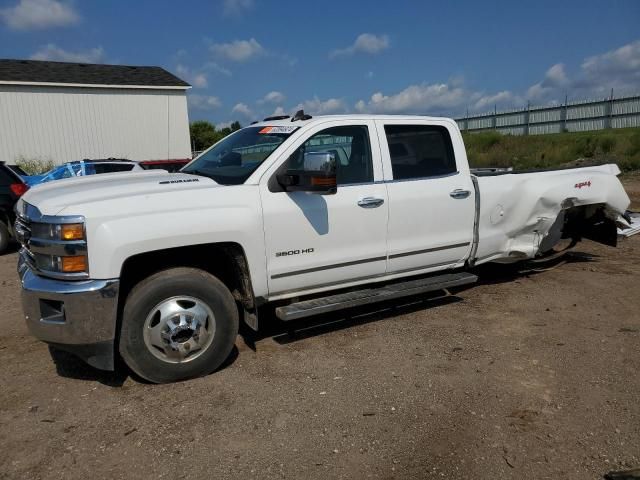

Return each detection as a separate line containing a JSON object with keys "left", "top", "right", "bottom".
{"left": 0, "top": 59, "right": 191, "bottom": 165}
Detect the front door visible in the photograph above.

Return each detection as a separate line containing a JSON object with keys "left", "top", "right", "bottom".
{"left": 260, "top": 120, "right": 388, "bottom": 298}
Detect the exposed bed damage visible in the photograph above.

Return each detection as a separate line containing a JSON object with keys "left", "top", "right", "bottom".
{"left": 617, "top": 211, "right": 640, "bottom": 238}
{"left": 471, "top": 164, "right": 630, "bottom": 265}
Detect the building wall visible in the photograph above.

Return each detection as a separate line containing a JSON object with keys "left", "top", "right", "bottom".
{"left": 0, "top": 84, "right": 191, "bottom": 164}
{"left": 456, "top": 94, "right": 640, "bottom": 136}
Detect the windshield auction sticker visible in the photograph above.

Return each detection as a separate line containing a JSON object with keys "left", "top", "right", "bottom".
{"left": 259, "top": 126, "right": 299, "bottom": 134}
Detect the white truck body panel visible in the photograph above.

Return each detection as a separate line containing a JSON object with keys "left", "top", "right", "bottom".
{"left": 375, "top": 119, "right": 476, "bottom": 274}
{"left": 19, "top": 114, "right": 631, "bottom": 305}
{"left": 259, "top": 118, "right": 388, "bottom": 296}
{"left": 473, "top": 164, "right": 629, "bottom": 264}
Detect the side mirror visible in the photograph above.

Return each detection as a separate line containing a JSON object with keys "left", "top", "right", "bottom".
{"left": 277, "top": 151, "right": 337, "bottom": 195}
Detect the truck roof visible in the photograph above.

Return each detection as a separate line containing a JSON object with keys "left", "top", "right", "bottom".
{"left": 249, "top": 114, "right": 455, "bottom": 129}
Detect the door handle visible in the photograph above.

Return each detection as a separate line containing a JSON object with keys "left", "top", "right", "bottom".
{"left": 358, "top": 197, "right": 385, "bottom": 208}
{"left": 450, "top": 189, "right": 471, "bottom": 199}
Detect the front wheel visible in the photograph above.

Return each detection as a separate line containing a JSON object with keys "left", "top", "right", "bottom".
{"left": 119, "top": 267, "right": 239, "bottom": 383}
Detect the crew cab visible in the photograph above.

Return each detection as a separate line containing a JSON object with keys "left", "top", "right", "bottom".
{"left": 15, "top": 113, "right": 631, "bottom": 383}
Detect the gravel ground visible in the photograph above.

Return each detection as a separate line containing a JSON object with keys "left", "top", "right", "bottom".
{"left": 0, "top": 177, "right": 638, "bottom": 480}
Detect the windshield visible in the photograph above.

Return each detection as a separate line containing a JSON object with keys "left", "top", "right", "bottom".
{"left": 182, "top": 126, "right": 297, "bottom": 185}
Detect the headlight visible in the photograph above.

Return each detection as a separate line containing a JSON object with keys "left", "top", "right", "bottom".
{"left": 23, "top": 218, "right": 88, "bottom": 278}
{"left": 31, "top": 222, "right": 85, "bottom": 241}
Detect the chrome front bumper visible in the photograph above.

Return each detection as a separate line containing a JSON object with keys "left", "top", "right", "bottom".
{"left": 18, "top": 253, "right": 120, "bottom": 370}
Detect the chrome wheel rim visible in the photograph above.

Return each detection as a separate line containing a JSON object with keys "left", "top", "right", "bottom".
{"left": 142, "top": 296, "right": 216, "bottom": 364}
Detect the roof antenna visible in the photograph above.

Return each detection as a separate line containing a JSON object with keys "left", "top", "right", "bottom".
{"left": 291, "top": 109, "right": 312, "bottom": 122}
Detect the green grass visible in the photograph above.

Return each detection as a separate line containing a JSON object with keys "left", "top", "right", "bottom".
{"left": 463, "top": 127, "right": 640, "bottom": 172}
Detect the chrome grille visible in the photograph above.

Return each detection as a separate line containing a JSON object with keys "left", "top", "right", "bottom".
{"left": 14, "top": 214, "right": 31, "bottom": 248}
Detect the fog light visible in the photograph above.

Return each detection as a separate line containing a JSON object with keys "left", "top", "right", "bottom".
{"left": 61, "top": 255, "right": 87, "bottom": 273}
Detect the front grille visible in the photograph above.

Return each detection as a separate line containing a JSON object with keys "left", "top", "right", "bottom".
{"left": 14, "top": 215, "right": 31, "bottom": 248}
{"left": 15, "top": 214, "right": 38, "bottom": 271}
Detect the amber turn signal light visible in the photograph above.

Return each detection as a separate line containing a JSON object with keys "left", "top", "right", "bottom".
{"left": 61, "top": 224, "right": 84, "bottom": 241}
{"left": 61, "top": 255, "right": 87, "bottom": 273}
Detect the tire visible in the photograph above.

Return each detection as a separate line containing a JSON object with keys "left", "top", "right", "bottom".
{"left": 119, "top": 267, "right": 239, "bottom": 383}
{"left": 0, "top": 221, "right": 9, "bottom": 255}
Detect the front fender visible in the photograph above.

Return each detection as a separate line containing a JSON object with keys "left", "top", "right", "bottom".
{"left": 58, "top": 187, "right": 269, "bottom": 298}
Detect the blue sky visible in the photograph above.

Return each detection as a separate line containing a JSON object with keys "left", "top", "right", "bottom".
{"left": 1, "top": 0, "right": 639, "bottom": 127}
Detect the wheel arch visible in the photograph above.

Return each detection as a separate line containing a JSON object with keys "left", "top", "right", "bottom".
{"left": 117, "top": 242, "right": 259, "bottom": 335}
{"left": 539, "top": 201, "right": 619, "bottom": 254}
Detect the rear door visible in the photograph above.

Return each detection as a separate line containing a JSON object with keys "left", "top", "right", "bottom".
{"left": 260, "top": 120, "right": 389, "bottom": 297}
{"left": 376, "top": 120, "right": 475, "bottom": 274}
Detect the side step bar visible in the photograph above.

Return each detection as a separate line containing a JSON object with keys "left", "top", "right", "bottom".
{"left": 275, "top": 272, "right": 478, "bottom": 321}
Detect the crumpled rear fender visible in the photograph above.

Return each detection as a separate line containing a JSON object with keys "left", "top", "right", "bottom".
{"left": 474, "top": 165, "right": 630, "bottom": 264}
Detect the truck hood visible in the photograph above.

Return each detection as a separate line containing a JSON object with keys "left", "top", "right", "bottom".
{"left": 21, "top": 170, "right": 219, "bottom": 216}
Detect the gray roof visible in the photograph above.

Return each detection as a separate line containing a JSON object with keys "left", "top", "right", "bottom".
{"left": 0, "top": 59, "right": 190, "bottom": 88}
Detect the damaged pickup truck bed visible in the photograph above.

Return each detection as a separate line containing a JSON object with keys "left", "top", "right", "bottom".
{"left": 16, "top": 113, "right": 632, "bottom": 383}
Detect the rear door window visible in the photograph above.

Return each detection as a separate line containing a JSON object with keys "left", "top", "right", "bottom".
{"left": 384, "top": 125, "right": 457, "bottom": 180}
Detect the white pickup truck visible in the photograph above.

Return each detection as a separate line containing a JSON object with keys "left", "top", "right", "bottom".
{"left": 16, "top": 112, "right": 631, "bottom": 383}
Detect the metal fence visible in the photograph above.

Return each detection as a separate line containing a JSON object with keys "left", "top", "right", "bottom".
{"left": 456, "top": 94, "right": 640, "bottom": 135}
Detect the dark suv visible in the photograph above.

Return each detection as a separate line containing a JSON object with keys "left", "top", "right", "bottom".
{"left": 0, "top": 162, "right": 29, "bottom": 254}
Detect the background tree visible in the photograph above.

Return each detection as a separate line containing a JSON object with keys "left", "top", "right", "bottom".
{"left": 189, "top": 120, "right": 243, "bottom": 153}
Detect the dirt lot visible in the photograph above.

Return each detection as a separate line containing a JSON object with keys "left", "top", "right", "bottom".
{"left": 1, "top": 177, "right": 639, "bottom": 480}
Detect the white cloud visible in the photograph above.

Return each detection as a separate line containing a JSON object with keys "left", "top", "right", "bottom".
{"left": 176, "top": 64, "right": 208, "bottom": 88}
{"left": 525, "top": 40, "right": 640, "bottom": 103}
{"left": 526, "top": 63, "right": 569, "bottom": 102}
{"left": 211, "top": 38, "right": 265, "bottom": 62}
{"left": 259, "top": 91, "right": 286, "bottom": 104}
{"left": 270, "top": 106, "right": 286, "bottom": 116}
{"left": 355, "top": 83, "right": 466, "bottom": 114}
{"left": 192, "top": 74, "right": 208, "bottom": 88}
{"left": 472, "top": 90, "right": 520, "bottom": 111}
{"left": 223, "top": 0, "right": 254, "bottom": 16}
{"left": 0, "top": 0, "right": 79, "bottom": 30}
{"left": 578, "top": 39, "right": 640, "bottom": 95}
{"left": 30, "top": 44, "right": 105, "bottom": 63}
{"left": 232, "top": 102, "right": 254, "bottom": 118}
{"left": 295, "top": 96, "right": 347, "bottom": 115}
{"left": 188, "top": 94, "right": 222, "bottom": 111}
{"left": 544, "top": 63, "right": 570, "bottom": 87}
{"left": 330, "top": 33, "right": 389, "bottom": 58}
{"left": 203, "top": 61, "right": 232, "bottom": 77}
{"left": 582, "top": 40, "right": 640, "bottom": 77}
